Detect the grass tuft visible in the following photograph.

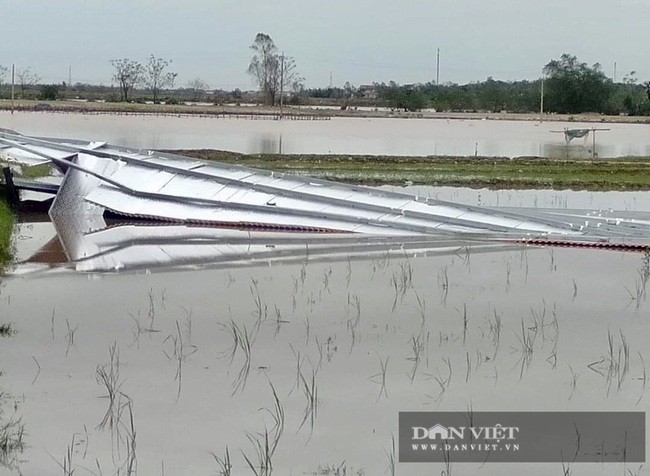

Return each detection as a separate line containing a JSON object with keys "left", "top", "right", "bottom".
{"left": 0, "top": 200, "right": 14, "bottom": 272}
{"left": 0, "top": 324, "right": 15, "bottom": 337}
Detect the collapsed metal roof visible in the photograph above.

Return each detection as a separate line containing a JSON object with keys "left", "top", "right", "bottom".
{"left": 1, "top": 128, "right": 650, "bottom": 272}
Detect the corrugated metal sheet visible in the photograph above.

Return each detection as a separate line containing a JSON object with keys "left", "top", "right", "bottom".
{"left": 2, "top": 128, "right": 650, "bottom": 245}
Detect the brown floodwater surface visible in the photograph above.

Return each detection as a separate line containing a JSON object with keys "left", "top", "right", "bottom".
{"left": 2, "top": 111, "right": 650, "bottom": 157}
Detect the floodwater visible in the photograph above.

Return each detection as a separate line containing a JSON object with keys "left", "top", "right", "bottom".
{"left": 2, "top": 187, "right": 650, "bottom": 475}
{"left": 0, "top": 109, "right": 649, "bottom": 474}
{"left": 386, "top": 186, "right": 650, "bottom": 211}
{"left": 1, "top": 111, "right": 650, "bottom": 157}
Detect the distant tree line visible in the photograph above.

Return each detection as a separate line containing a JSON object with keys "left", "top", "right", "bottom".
{"left": 1, "top": 52, "right": 650, "bottom": 116}
{"left": 375, "top": 54, "right": 650, "bottom": 115}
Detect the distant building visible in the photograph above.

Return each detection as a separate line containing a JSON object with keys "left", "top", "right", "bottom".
{"left": 357, "top": 84, "right": 378, "bottom": 99}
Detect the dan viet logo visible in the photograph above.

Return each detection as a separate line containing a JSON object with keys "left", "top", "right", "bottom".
{"left": 412, "top": 423, "right": 519, "bottom": 442}
{"left": 399, "top": 412, "right": 645, "bottom": 463}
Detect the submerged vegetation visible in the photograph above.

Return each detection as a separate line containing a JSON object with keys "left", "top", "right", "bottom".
{"left": 178, "top": 150, "right": 650, "bottom": 191}
{"left": 0, "top": 409, "right": 25, "bottom": 471}
{"left": 0, "top": 320, "right": 21, "bottom": 472}
{"left": 0, "top": 324, "right": 14, "bottom": 337}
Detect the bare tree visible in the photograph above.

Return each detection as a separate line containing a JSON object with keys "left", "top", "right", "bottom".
{"left": 144, "top": 55, "right": 177, "bottom": 104}
{"left": 0, "top": 65, "right": 6, "bottom": 100}
{"left": 247, "top": 33, "right": 302, "bottom": 106}
{"left": 281, "top": 56, "right": 304, "bottom": 95}
{"left": 111, "top": 58, "right": 143, "bottom": 102}
{"left": 0, "top": 65, "right": 7, "bottom": 85}
{"left": 187, "top": 78, "right": 209, "bottom": 102}
{"left": 247, "top": 33, "right": 278, "bottom": 105}
{"left": 16, "top": 67, "right": 41, "bottom": 98}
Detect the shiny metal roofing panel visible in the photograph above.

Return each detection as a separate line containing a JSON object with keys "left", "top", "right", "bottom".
{"left": 87, "top": 191, "right": 631, "bottom": 234}
{"left": 71, "top": 154, "right": 589, "bottom": 236}
{"left": 83, "top": 186, "right": 371, "bottom": 231}
{"left": 153, "top": 175, "right": 230, "bottom": 200}
{"left": 4, "top": 130, "right": 650, "bottom": 243}
{"left": 192, "top": 166, "right": 256, "bottom": 182}
{"left": 108, "top": 166, "right": 175, "bottom": 193}
{"left": 18, "top": 135, "right": 565, "bottom": 235}
{"left": 0, "top": 141, "right": 76, "bottom": 166}
{"left": 0, "top": 148, "right": 51, "bottom": 166}
{"left": 140, "top": 156, "right": 205, "bottom": 170}
{"left": 216, "top": 187, "right": 276, "bottom": 206}
{"left": 48, "top": 154, "right": 119, "bottom": 260}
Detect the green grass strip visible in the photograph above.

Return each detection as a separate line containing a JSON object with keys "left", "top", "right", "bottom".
{"left": 175, "top": 151, "right": 650, "bottom": 191}
{"left": 0, "top": 200, "right": 15, "bottom": 271}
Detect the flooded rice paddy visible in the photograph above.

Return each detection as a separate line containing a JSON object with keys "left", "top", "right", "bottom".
{"left": 2, "top": 111, "right": 650, "bottom": 158}
{"left": 1, "top": 187, "right": 649, "bottom": 475}
{"left": 1, "top": 111, "right": 650, "bottom": 475}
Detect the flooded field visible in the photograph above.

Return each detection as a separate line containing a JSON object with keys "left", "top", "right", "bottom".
{"left": 385, "top": 186, "right": 650, "bottom": 211}
{"left": 1, "top": 187, "right": 649, "bottom": 475}
{"left": 2, "top": 111, "right": 650, "bottom": 158}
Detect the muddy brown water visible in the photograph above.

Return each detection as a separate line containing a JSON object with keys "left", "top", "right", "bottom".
{"left": 2, "top": 111, "right": 650, "bottom": 158}
{"left": 1, "top": 187, "right": 649, "bottom": 475}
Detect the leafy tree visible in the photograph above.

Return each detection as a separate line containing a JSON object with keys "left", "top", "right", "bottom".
{"left": 305, "top": 87, "right": 350, "bottom": 99}
{"left": 343, "top": 81, "right": 357, "bottom": 99}
{"left": 377, "top": 83, "right": 426, "bottom": 111}
{"left": 110, "top": 58, "right": 143, "bottom": 102}
{"left": 608, "top": 72, "right": 646, "bottom": 115}
{"left": 144, "top": 55, "right": 177, "bottom": 103}
{"left": 39, "top": 84, "right": 59, "bottom": 101}
{"left": 16, "top": 68, "right": 40, "bottom": 98}
{"left": 478, "top": 77, "right": 508, "bottom": 112}
{"left": 622, "top": 71, "right": 638, "bottom": 85}
{"left": 247, "top": 33, "right": 302, "bottom": 106}
{"left": 542, "top": 54, "right": 614, "bottom": 114}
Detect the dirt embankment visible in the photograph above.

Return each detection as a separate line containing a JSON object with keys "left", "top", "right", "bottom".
{"left": 2, "top": 99, "right": 650, "bottom": 124}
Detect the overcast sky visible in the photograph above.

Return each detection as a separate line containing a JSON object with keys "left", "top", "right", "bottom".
{"left": 2, "top": 0, "right": 649, "bottom": 90}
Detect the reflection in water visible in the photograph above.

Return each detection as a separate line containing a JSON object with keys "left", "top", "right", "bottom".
{"left": 20, "top": 218, "right": 516, "bottom": 274}
{"left": 255, "top": 133, "right": 283, "bottom": 154}
{"left": 542, "top": 143, "right": 612, "bottom": 159}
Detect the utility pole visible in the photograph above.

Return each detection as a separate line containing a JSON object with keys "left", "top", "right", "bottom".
{"left": 279, "top": 53, "right": 284, "bottom": 119}
{"left": 68, "top": 65, "right": 72, "bottom": 88}
{"left": 613, "top": 62, "right": 617, "bottom": 83}
{"left": 436, "top": 48, "right": 440, "bottom": 85}
{"left": 11, "top": 64, "right": 15, "bottom": 114}
{"left": 329, "top": 72, "right": 333, "bottom": 89}
{"left": 539, "top": 76, "right": 544, "bottom": 123}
